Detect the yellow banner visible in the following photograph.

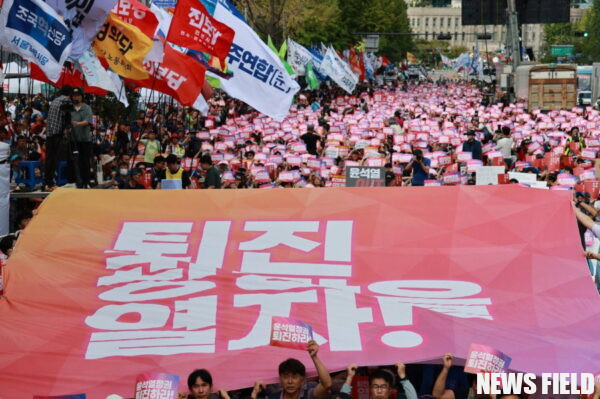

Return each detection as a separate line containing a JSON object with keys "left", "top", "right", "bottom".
{"left": 92, "top": 13, "right": 152, "bottom": 80}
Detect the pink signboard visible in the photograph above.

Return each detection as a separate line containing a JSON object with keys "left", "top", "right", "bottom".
{"left": 270, "top": 317, "right": 314, "bottom": 350}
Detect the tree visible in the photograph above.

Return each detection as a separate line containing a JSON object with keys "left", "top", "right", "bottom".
{"left": 582, "top": 0, "right": 600, "bottom": 61}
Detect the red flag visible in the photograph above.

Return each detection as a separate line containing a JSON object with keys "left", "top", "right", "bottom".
{"left": 359, "top": 52, "right": 366, "bottom": 81}
{"left": 348, "top": 47, "right": 362, "bottom": 77}
{"left": 167, "top": 0, "right": 235, "bottom": 64}
{"left": 129, "top": 44, "right": 206, "bottom": 108}
{"left": 111, "top": 0, "right": 159, "bottom": 39}
{"left": 30, "top": 63, "right": 108, "bottom": 96}
{"left": 380, "top": 56, "right": 390, "bottom": 67}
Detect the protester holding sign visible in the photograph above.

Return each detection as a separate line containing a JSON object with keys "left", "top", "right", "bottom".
{"left": 250, "top": 340, "right": 332, "bottom": 399}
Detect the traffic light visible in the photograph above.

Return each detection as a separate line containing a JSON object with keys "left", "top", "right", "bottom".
{"left": 574, "top": 31, "right": 589, "bottom": 37}
{"left": 476, "top": 34, "right": 492, "bottom": 40}
{"left": 437, "top": 34, "right": 452, "bottom": 40}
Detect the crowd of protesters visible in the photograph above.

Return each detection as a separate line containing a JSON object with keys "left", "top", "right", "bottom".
{"left": 3, "top": 77, "right": 600, "bottom": 290}
{"left": 101, "top": 342, "right": 600, "bottom": 399}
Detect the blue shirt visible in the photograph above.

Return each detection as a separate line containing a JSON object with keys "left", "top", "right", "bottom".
{"left": 411, "top": 157, "right": 431, "bottom": 186}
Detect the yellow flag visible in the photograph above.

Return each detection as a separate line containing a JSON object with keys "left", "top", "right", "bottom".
{"left": 407, "top": 52, "right": 419, "bottom": 63}
{"left": 92, "top": 13, "right": 152, "bottom": 80}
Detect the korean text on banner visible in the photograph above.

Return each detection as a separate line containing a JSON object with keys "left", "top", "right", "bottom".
{"left": 78, "top": 49, "right": 127, "bottom": 105}
{"left": 92, "top": 13, "right": 153, "bottom": 80}
{"left": 287, "top": 38, "right": 313, "bottom": 76}
{"left": 44, "top": 0, "right": 116, "bottom": 59}
{"left": 213, "top": 1, "right": 299, "bottom": 122}
{"left": 132, "top": 44, "right": 207, "bottom": 109}
{"left": 270, "top": 317, "right": 313, "bottom": 350}
{"left": 346, "top": 166, "right": 385, "bottom": 187}
{"left": 321, "top": 47, "right": 358, "bottom": 94}
{"left": 1, "top": 187, "right": 600, "bottom": 398}
{"left": 134, "top": 373, "right": 178, "bottom": 399}
{"left": 0, "top": 0, "right": 73, "bottom": 82}
{"left": 111, "top": 0, "right": 159, "bottom": 39}
{"left": 464, "top": 343, "right": 512, "bottom": 374}
{"left": 168, "top": 0, "right": 235, "bottom": 64}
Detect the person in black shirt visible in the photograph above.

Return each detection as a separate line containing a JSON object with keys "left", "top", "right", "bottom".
{"left": 122, "top": 168, "right": 146, "bottom": 189}
{"left": 150, "top": 155, "right": 166, "bottom": 189}
{"left": 301, "top": 125, "right": 321, "bottom": 156}
{"left": 200, "top": 154, "right": 221, "bottom": 189}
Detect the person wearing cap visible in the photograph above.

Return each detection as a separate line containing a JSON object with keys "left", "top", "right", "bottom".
{"left": 200, "top": 154, "right": 221, "bottom": 189}
{"left": 121, "top": 168, "right": 146, "bottom": 190}
{"left": 69, "top": 87, "right": 93, "bottom": 188}
{"left": 44, "top": 85, "right": 73, "bottom": 190}
{"left": 462, "top": 130, "right": 482, "bottom": 161}
{"left": 405, "top": 149, "right": 430, "bottom": 187}
{"left": 166, "top": 133, "right": 185, "bottom": 158}
{"left": 564, "top": 126, "right": 585, "bottom": 156}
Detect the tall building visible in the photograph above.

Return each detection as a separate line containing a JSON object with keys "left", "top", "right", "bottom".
{"left": 406, "top": 2, "right": 587, "bottom": 59}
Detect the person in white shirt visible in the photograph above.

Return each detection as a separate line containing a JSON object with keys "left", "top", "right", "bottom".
{"left": 496, "top": 126, "right": 514, "bottom": 168}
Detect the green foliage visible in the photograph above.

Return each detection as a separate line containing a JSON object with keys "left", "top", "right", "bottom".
{"left": 233, "top": 0, "right": 413, "bottom": 61}
{"left": 91, "top": 87, "right": 140, "bottom": 123}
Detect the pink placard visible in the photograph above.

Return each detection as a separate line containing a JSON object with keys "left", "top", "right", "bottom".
{"left": 464, "top": 344, "right": 511, "bottom": 374}
{"left": 134, "top": 373, "right": 178, "bottom": 399}
{"left": 270, "top": 317, "right": 313, "bottom": 350}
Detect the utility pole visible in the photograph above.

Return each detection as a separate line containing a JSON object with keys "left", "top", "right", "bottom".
{"left": 506, "top": 0, "right": 520, "bottom": 72}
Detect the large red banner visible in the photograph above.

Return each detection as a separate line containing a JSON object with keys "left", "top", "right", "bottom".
{"left": 0, "top": 186, "right": 599, "bottom": 398}
{"left": 167, "top": 0, "right": 235, "bottom": 64}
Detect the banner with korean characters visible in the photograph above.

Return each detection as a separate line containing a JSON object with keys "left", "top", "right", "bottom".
{"left": 0, "top": 186, "right": 599, "bottom": 398}
{"left": 345, "top": 166, "right": 385, "bottom": 187}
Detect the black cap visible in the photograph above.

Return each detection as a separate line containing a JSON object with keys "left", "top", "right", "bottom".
{"left": 466, "top": 130, "right": 476, "bottom": 136}
{"left": 71, "top": 87, "right": 83, "bottom": 96}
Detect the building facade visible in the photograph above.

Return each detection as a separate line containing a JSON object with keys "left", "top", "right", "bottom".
{"left": 407, "top": 1, "right": 588, "bottom": 59}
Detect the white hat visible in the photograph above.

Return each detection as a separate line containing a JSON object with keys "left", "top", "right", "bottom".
{"left": 100, "top": 154, "right": 116, "bottom": 166}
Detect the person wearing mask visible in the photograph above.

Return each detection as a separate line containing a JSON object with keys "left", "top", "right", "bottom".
{"left": 405, "top": 149, "right": 430, "bottom": 186}
{"left": 44, "top": 85, "right": 72, "bottom": 191}
{"left": 200, "top": 154, "right": 221, "bottom": 189}
{"left": 69, "top": 88, "right": 94, "bottom": 188}
{"left": 462, "top": 130, "right": 482, "bottom": 161}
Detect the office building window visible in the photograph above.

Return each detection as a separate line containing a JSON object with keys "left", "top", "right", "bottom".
{"left": 462, "top": 32, "right": 465, "bottom": 41}
{"left": 425, "top": 17, "right": 429, "bottom": 26}
{"left": 433, "top": 17, "right": 437, "bottom": 27}
{"left": 417, "top": 18, "right": 420, "bottom": 26}
{"left": 455, "top": 17, "right": 459, "bottom": 27}
{"left": 440, "top": 17, "right": 445, "bottom": 27}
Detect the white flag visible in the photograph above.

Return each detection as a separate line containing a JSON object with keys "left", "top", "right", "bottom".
{"left": 287, "top": 38, "right": 313, "bottom": 76}
{"left": 78, "top": 49, "right": 128, "bottom": 106}
{"left": 214, "top": 2, "right": 300, "bottom": 121}
{"left": 0, "top": 0, "right": 73, "bottom": 82}
{"left": 44, "top": 0, "right": 117, "bottom": 59}
{"left": 108, "top": 71, "right": 129, "bottom": 107}
{"left": 213, "top": 1, "right": 299, "bottom": 121}
{"left": 320, "top": 47, "right": 358, "bottom": 94}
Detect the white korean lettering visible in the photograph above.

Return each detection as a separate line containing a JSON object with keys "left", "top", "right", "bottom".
{"left": 98, "top": 267, "right": 183, "bottom": 286}
{"left": 239, "top": 221, "right": 320, "bottom": 252}
{"left": 173, "top": 296, "right": 217, "bottom": 330}
{"left": 240, "top": 251, "right": 352, "bottom": 276}
{"left": 319, "top": 279, "right": 372, "bottom": 351}
{"left": 228, "top": 290, "right": 317, "bottom": 350}
{"left": 86, "top": 330, "right": 215, "bottom": 359}
{"left": 188, "top": 7, "right": 205, "bottom": 30}
{"left": 324, "top": 221, "right": 352, "bottom": 262}
{"left": 99, "top": 280, "right": 214, "bottom": 302}
{"left": 188, "top": 221, "right": 231, "bottom": 279}
{"left": 85, "top": 303, "right": 170, "bottom": 330}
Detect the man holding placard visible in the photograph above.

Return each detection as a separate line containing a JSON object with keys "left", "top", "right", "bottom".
{"left": 251, "top": 340, "right": 332, "bottom": 399}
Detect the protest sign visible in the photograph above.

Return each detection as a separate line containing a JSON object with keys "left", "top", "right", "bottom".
{"left": 161, "top": 179, "right": 183, "bottom": 189}
{"left": 134, "top": 373, "right": 178, "bottom": 399}
{"left": 464, "top": 344, "right": 511, "bottom": 374}
{"left": 270, "top": 317, "right": 313, "bottom": 350}
{"left": 475, "top": 166, "right": 505, "bottom": 185}
{"left": 345, "top": 167, "right": 385, "bottom": 187}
